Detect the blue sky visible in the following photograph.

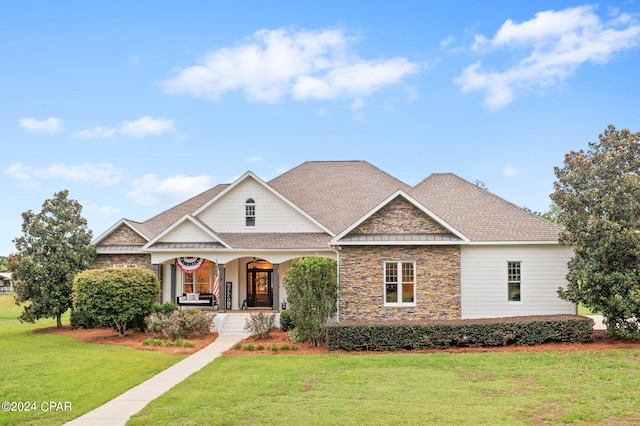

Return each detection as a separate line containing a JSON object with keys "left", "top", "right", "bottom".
{"left": 2, "top": 1, "right": 640, "bottom": 255}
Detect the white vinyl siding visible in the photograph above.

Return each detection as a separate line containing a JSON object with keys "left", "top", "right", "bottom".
{"left": 196, "top": 177, "right": 324, "bottom": 233}
{"left": 461, "top": 245, "right": 576, "bottom": 318}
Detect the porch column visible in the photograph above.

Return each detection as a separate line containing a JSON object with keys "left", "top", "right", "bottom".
{"left": 152, "top": 264, "right": 160, "bottom": 303}
{"left": 272, "top": 263, "right": 280, "bottom": 313}
{"left": 170, "top": 264, "right": 177, "bottom": 304}
{"left": 218, "top": 263, "right": 226, "bottom": 313}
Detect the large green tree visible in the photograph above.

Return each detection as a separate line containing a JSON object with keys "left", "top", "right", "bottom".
{"left": 552, "top": 125, "right": 640, "bottom": 337}
{"left": 283, "top": 256, "right": 338, "bottom": 346}
{"left": 8, "top": 190, "right": 96, "bottom": 327}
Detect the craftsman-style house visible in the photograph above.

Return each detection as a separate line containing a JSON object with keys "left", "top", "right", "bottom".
{"left": 91, "top": 161, "right": 575, "bottom": 320}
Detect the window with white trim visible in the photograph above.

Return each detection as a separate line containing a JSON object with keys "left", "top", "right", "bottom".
{"left": 384, "top": 261, "right": 416, "bottom": 305}
{"left": 245, "top": 198, "right": 255, "bottom": 227}
{"left": 183, "top": 260, "right": 215, "bottom": 294}
{"left": 508, "top": 261, "right": 521, "bottom": 302}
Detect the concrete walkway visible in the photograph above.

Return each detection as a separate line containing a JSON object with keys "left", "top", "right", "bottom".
{"left": 65, "top": 333, "right": 247, "bottom": 426}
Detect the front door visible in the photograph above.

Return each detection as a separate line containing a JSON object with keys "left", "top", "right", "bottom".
{"left": 246, "top": 260, "right": 273, "bottom": 308}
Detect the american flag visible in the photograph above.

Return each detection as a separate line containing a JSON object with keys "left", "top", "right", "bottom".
{"left": 213, "top": 261, "right": 220, "bottom": 300}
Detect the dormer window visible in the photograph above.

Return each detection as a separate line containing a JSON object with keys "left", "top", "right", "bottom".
{"left": 245, "top": 198, "right": 256, "bottom": 227}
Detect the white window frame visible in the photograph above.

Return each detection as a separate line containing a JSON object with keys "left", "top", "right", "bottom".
{"left": 507, "top": 261, "right": 522, "bottom": 303}
{"left": 245, "top": 198, "right": 256, "bottom": 227}
{"left": 183, "top": 264, "right": 215, "bottom": 295}
{"left": 384, "top": 261, "right": 416, "bottom": 306}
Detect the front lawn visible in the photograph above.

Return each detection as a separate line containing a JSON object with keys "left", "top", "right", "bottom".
{"left": 129, "top": 350, "right": 640, "bottom": 425}
{"left": 0, "top": 294, "right": 185, "bottom": 425}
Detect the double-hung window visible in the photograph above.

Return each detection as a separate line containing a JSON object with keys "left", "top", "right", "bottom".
{"left": 384, "top": 261, "right": 416, "bottom": 305}
{"left": 507, "top": 261, "right": 521, "bottom": 302}
{"left": 245, "top": 198, "right": 256, "bottom": 227}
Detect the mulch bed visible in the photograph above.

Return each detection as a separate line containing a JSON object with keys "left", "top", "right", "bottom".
{"left": 36, "top": 327, "right": 640, "bottom": 356}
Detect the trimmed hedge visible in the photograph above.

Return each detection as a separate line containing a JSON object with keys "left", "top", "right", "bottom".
{"left": 326, "top": 315, "right": 594, "bottom": 351}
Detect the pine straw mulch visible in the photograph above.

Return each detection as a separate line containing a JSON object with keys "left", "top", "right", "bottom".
{"left": 36, "top": 327, "right": 640, "bottom": 356}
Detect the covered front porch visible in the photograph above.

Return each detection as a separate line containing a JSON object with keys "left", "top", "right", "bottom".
{"left": 151, "top": 249, "right": 336, "bottom": 314}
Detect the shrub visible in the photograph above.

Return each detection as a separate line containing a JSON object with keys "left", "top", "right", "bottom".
{"left": 152, "top": 302, "right": 178, "bottom": 315}
{"left": 326, "top": 315, "right": 594, "bottom": 351}
{"left": 244, "top": 312, "right": 276, "bottom": 339}
{"left": 70, "top": 309, "right": 110, "bottom": 329}
{"left": 73, "top": 268, "right": 160, "bottom": 337}
{"left": 145, "top": 309, "right": 213, "bottom": 340}
{"left": 283, "top": 257, "right": 337, "bottom": 346}
{"left": 279, "top": 309, "right": 294, "bottom": 332}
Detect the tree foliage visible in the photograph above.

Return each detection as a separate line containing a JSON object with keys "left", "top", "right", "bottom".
{"left": 73, "top": 268, "right": 160, "bottom": 337}
{"left": 551, "top": 125, "right": 640, "bottom": 337}
{"left": 283, "top": 256, "right": 338, "bottom": 346}
{"left": 7, "top": 190, "right": 95, "bottom": 327}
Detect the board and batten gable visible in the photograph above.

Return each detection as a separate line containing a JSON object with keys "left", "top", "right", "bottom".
{"left": 460, "top": 244, "right": 575, "bottom": 318}
{"left": 195, "top": 176, "right": 326, "bottom": 233}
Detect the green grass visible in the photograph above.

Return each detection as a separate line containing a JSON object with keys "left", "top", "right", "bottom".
{"left": 0, "top": 294, "right": 185, "bottom": 425}
{"left": 130, "top": 350, "right": 640, "bottom": 425}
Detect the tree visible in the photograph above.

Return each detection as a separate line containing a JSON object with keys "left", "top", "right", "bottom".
{"left": 73, "top": 268, "right": 160, "bottom": 337}
{"left": 0, "top": 256, "right": 7, "bottom": 271}
{"left": 7, "top": 190, "right": 95, "bottom": 328}
{"left": 283, "top": 256, "right": 338, "bottom": 346}
{"left": 551, "top": 125, "right": 640, "bottom": 337}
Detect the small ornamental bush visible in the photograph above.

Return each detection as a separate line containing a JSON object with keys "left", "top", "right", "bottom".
{"left": 279, "top": 309, "right": 294, "bottom": 332}
{"left": 145, "top": 309, "right": 213, "bottom": 341}
{"left": 244, "top": 312, "right": 276, "bottom": 339}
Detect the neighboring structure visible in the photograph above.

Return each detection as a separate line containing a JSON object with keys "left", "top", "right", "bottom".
{"left": 92, "top": 161, "right": 575, "bottom": 320}
{"left": 0, "top": 272, "right": 12, "bottom": 293}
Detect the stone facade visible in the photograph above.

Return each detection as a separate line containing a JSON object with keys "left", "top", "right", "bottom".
{"left": 91, "top": 253, "right": 152, "bottom": 270}
{"left": 338, "top": 245, "right": 461, "bottom": 321}
{"left": 91, "top": 224, "right": 152, "bottom": 270}
{"left": 350, "top": 197, "right": 449, "bottom": 235}
{"left": 338, "top": 195, "right": 460, "bottom": 321}
{"left": 99, "top": 224, "right": 147, "bottom": 246}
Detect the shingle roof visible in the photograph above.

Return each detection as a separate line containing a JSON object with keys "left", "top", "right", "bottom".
{"left": 110, "top": 161, "right": 559, "bottom": 247}
{"left": 130, "top": 184, "right": 229, "bottom": 239}
{"left": 410, "top": 173, "right": 562, "bottom": 241}
{"left": 269, "top": 161, "right": 411, "bottom": 234}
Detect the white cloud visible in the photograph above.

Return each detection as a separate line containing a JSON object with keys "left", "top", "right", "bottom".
{"left": 83, "top": 203, "right": 121, "bottom": 217}
{"left": 456, "top": 5, "right": 640, "bottom": 109}
{"left": 19, "top": 117, "right": 63, "bottom": 134}
{"left": 162, "top": 28, "right": 419, "bottom": 105}
{"left": 440, "top": 35, "right": 455, "bottom": 49}
{"left": 5, "top": 162, "right": 125, "bottom": 187}
{"left": 119, "top": 116, "right": 175, "bottom": 138}
{"left": 128, "top": 174, "right": 212, "bottom": 206}
{"left": 504, "top": 165, "right": 519, "bottom": 177}
{"left": 75, "top": 126, "right": 116, "bottom": 139}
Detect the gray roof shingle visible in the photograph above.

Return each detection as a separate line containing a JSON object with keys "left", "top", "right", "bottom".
{"left": 410, "top": 173, "right": 561, "bottom": 241}
{"left": 112, "top": 161, "right": 559, "bottom": 247}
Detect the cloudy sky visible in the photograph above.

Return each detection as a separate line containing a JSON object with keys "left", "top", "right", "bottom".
{"left": 2, "top": 1, "right": 640, "bottom": 255}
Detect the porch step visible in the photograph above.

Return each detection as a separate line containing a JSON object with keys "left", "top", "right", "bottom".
{"left": 218, "top": 313, "right": 250, "bottom": 334}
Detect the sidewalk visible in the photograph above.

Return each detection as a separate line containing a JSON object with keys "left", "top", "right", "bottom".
{"left": 65, "top": 333, "right": 247, "bottom": 426}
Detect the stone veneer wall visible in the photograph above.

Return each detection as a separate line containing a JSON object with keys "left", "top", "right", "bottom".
{"left": 338, "top": 245, "right": 461, "bottom": 321}
{"left": 91, "top": 253, "right": 153, "bottom": 270}
{"left": 90, "top": 224, "right": 152, "bottom": 270}
{"left": 351, "top": 197, "right": 449, "bottom": 234}
{"left": 99, "top": 224, "right": 147, "bottom": 246}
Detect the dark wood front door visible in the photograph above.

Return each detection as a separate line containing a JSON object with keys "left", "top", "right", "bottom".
{"left": 247, "top": 262, "right": 273, "bottom": 308}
